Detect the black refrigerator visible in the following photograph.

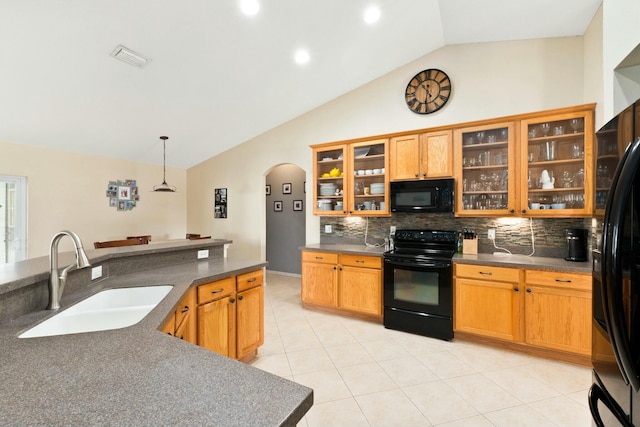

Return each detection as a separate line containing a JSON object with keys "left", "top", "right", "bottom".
{"left": 590, "top": 99, "right": 640, "bottom": 426}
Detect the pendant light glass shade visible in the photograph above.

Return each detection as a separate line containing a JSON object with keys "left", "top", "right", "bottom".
{"left": 154, "top": 136, "right": 177, "bottom": 192}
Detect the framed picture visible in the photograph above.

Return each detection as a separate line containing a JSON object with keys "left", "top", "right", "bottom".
{"left": 274, "top": 201, "right": 283, "bottom": 212}
{"left": 282, "top": 183, "right": 292, "bottom": 194}
{"left": 214, "top": 188, "right": 228, "bottom": 218}
{"left": 265, "top": 184, "right": 271, "bottom": 196}
{"left": 293, "top": 200, "right": 303, "bottom": 211}
{"left": 118, "top": 186, "right": 130, "bottom": 200}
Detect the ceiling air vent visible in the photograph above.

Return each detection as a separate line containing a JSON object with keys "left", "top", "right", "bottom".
{"left": 110, "top": 45, "right": 151, "bottom": 68}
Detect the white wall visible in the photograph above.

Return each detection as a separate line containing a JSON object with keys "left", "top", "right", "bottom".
{"left": 584, "top": 4, "right": 605, "bottom": 128}
{"left": 187, "top": 37, "right": 588, "bottom": 261}
{"left": 0, "top": 140, "right": 187, "bottom": 258}
{"left": 602, "top": 0, "right": 640, "bottom": 117}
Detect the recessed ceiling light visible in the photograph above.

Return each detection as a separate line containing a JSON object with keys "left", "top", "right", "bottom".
{"left": 294, "top": 49, "right": 310, "bottom": 65}
{"left": 363, "top": 6, "right": 381, "bottom": 24}
{"left": 240, "top": 0, "right": 260, "bottom": 15}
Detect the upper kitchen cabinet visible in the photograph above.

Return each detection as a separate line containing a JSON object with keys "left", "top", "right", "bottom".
{"left": 312, "top": 139, "right": 390, "bottom": 216}
{"left": 454, "top": 122, "right": 517, "bottom": 217}
{"left": 594, "top": 103, "right": 632, "bottom": 217}
{"left": 389, "top": 130, "right": 453, "bottom": 181}
{"left": 312, "top": 143, "right": 347, "bottom": 216}
{"left": 520, "top": 106, "right": 594, "bottom": 217}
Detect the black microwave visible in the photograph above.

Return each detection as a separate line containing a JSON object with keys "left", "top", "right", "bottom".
{"left": 390, "top": 178, "right": 454, "bottom": 213}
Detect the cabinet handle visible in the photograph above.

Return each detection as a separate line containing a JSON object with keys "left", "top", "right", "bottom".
{"left": 180, "top": 306, "right": 189, "bottom": 314}
{"left": 230, "top": 298, "right": 236, "bottom": 303}
{"left": 238, "top": 295, "right": 243, "bottom": 301}
{"left": 333, "top": 266, "right": 337, "bottom": 270}
{"left": 526, "top": 288, "right": 532, "bottom": 293}
{"left": 414, "top": 173, "right": 419, "bottom": 178}
{"left": 355, "top": 260, "right": 365, "bottom": 263}
{"left": 521, "top": 209, "right": 527, "bottom": 214}
{"left": 510, "top": 209, "right": 515, "bottom": 214}
{"left": 479, "top": 271, "right": 493, "bottom": 275}
{"left": 315, "top": 256, "right": 323, "bottom": 260}
{"left": 555, "top": 279, "right": 572, "bottom": 283}
{"left": 422, "top": 173, "right": 426, "bottom": 177}
{"left": 211, "top": 288, "right": 224, "bottom": 294}
{"left": 247, "top": 278, "right": 256, "bottom": 283}
{"left": 514, "top": 287, "right": 519, "bottom": 292}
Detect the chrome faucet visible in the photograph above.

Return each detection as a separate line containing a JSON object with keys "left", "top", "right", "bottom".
{"left": 48, "top": 230, "right": 91, "bottom": 310}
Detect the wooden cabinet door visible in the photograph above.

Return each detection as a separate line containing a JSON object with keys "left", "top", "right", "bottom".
{"left": 301, "top": 261, "right": 338, "bottom": 307}
{"left": 236, "top": 285, "right": 264, "bottom": 361}
{"left": 160, "top": 313, "right": 175, "bottom": 336}
{"left": 420, "top": 130, "right": 452, "bottom": 178}
{"left": 198, "top": 295, "right": 236, "bottom": 359}
{"left": 339, "top": 265, "right": 382, "bottom": 316}
{"left": 455, "top": 277, "right": 521, "bottom": 341}
{"left": 524, "top": 285, "right": 591, "bottom": 355}
{"left": 174, "top": 288, "right": 197, "bottom": 344}
{"left": 389, "top": 135, "right": 420, "bottom": 180}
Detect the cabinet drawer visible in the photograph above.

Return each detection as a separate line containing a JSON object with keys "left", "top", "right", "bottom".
{"left": 198, "top": 277, "right": 235, "bottom": 305}
{"left": 524, "top": 270, "right": 591, "bottom": 291}
{"left": 455, "top": 263, "right": 519, "bottom": 282}
{"left": 340, "top": 254, "right": 382, "bottom": 269}
{"left": 302, "top": 251, "right": 338, "bottom": 264}
{"left": 237, "top": 269, "right": 264, "bottom": 292}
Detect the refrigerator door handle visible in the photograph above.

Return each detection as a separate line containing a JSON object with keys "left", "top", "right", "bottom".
{"left": 588, "top": 383, "right": 633, "bottom": 427}
{"left": 603, "top": 136, "right": 640, "bottom": 391}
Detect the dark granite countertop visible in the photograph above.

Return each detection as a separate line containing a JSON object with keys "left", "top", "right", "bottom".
{"left": 301, "top": 244, "right": 591, "bottom": 274}
{"left": 0, "top": 245, "right": 312, "bottom": 426}
{"left": 453, "top": 253, "right": 592, "bottom": 274}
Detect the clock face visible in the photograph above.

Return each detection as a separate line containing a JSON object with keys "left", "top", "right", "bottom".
{"left": 405, "top": 69, "right": 451, "bottom": 114}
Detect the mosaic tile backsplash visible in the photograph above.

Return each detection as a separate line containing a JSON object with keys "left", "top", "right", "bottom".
{"left": 320, "top": 213, "right": 595, "bottom": 260}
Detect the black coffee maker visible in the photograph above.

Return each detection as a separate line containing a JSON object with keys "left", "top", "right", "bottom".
{"left": 565, "top": 228, "right": 588, "bottom": 262}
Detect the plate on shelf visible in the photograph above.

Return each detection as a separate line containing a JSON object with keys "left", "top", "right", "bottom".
{"left": 321, "top": 157, "right": 333, "bottom": 161}
{"left": 354, "top": 147, "right": 370, "bottom": 158}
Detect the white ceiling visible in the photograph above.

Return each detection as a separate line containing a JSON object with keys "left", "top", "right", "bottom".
{"left": 0, "top": 0, "right": 601, "bottom": 169}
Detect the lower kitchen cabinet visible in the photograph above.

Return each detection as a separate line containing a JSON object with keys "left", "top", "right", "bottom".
{"left": 160, "top": 269, "right": 264, "bottom": 362}
{"left": 301, "top": 250, "right": 382, "bottom": 321}
{"left": 523, "top": 269, "right": 591, "bottom": 356}
{"left": 454, "top": 264, "right": 522, "bottom": 341}
{"left": 197, "top": 270, "right": 265, "bottom": 362}
{"left": 160, "top": 287, "right": 197, "bottom": 345}
{"left": 454, "top": 262, "right": 591, "bottom": 362}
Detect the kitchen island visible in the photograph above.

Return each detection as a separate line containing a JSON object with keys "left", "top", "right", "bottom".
{"left": 0, "top": 239, "right": 313, "bottom": 426}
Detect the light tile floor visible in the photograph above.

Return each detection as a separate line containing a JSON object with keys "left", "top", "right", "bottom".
{"left": 250, "top": 273, "right": 592, "bottom": 427}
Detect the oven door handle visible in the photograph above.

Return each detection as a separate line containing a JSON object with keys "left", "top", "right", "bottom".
{"left": 384, "top": 258, "right": 451, "bottom": 269}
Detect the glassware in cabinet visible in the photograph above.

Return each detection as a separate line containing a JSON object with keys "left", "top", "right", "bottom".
{"left": 456, "top": 123, "right": 515, "bottom": 216}
{"left": 349, "top": 139, "right": 389, "bottom": 215}
{"left": 313, "top": 144, "right": 346, "bottom": 215}
{"left": 522, "top": 111, "right": 593, "bottom": 216}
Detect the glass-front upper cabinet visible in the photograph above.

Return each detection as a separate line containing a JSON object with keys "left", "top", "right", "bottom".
{"left": 312, "top": 139, "right": 389, "bottom": 216}
{"left": 454, "top": 122, "right": 516, "bottom": 217}
{"left": 520, "top": 110, "right": 594, "bottom": 217}
{"left": 348, "top": 139, "right": 389, "bottom": 216}
{"left": 313, "top": 143, "right": 347, "bottom": 216}
{"left": 594, "top": 104, "right": 633, "bottom": 217}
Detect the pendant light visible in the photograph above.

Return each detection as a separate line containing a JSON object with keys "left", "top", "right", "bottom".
{"left": 153, "top": 136, "right": 177, "bottom": 192}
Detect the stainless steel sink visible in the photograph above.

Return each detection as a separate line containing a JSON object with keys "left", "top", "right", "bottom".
{"left": 19, "top": 285, "right": 173, "bottom": 338}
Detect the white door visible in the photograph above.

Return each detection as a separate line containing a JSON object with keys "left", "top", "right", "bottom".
{"left": 0, "top": 175, "right": 27, "bottom": 263}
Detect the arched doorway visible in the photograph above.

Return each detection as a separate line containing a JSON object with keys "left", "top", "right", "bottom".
{"left": 265, "top": 164, "right": 306, "bottom": 275}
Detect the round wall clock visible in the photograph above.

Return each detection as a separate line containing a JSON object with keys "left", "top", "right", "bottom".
{"left": 405, "top": 69, "right": 452, "bottom": 114}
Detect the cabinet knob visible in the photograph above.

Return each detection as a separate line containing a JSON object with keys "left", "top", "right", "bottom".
{"left": 526, "top": 288, "right": 532, "bottom": 293}
{"left": 514, "top": 287, "right": 519, "bottom": 292}
{"left": 509, "top": 209, "right": 515, "bottom": 214}
{"left": 422, "top": 173, "right": 426, "bottom": 177}
{"left": 238, "top": 295, "right": 244, "bottom": 301}
{"left": 414, "top": 173, "right": 419, "bottom": 178}
{"left": 521, "top": 209, "right": 527, "bottom": 214}
{"left": 230, "top": 298, "right": 236, "bottom": 303}
{"left": 180, "top": 306, "right": 189, "bottom": 314}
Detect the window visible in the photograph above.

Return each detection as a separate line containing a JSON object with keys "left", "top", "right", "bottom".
{"left": 0, "top": 175, "right": 27, "bottom": 263}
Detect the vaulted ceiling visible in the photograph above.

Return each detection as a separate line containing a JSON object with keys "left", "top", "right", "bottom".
{"left": 0, "top": 0, "right": 601, "bottom": 168}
